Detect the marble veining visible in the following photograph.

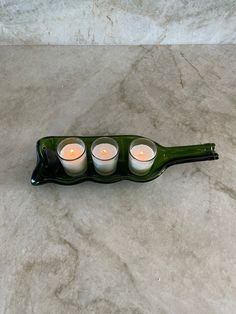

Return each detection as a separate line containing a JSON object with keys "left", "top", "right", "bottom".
{"left": 0, "top": 46, "right": 236, "bottom": 313}
{"left": 0, "top": 0, "right": 236, "bottom": 44}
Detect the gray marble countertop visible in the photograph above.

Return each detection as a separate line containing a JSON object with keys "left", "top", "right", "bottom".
{"left": 0, "top": 46, "right": 235, "bottom": 314}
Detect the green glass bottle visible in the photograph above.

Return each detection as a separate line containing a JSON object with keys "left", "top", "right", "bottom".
{"left": 31, "top": 135, "right": 218, "bottom": 185}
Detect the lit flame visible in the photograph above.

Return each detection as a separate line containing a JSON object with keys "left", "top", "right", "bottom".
{"left": 70, "top": 149, "right": 74, "bottom": 153}
{"left": 139, "top": 151, "right": 144, "bottom": 155}
{"left": 102, "top": 149, "right": 107, "bottom": 154}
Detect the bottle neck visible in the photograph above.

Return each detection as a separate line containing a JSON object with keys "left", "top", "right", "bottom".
{"left": 164, "top": 143, "right": 218, "bottom": 166}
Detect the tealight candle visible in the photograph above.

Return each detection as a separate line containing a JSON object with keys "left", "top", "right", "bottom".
{"left": 57, "top": 137, "right": 87, "bottom": 176}
{"left": 129, "top": 138, "right": 157, "bottom": 176}
{"left": 91, "top": 137, "right": 119, "bottom": 175}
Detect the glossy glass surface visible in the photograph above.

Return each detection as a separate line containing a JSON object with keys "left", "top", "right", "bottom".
{"left": 31, "top": 135, "right": 219, "bottom": 185}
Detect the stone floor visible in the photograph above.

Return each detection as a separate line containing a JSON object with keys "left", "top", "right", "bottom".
{"left": 0, "top": 46, "right": 235, "bottom": 314}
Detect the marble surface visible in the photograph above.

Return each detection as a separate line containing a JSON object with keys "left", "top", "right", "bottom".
{"left": 0, "top": 45, "right": 236, "bottom": 314}
{"left": 1, "top": 0, "right": 236, "bottom": 44}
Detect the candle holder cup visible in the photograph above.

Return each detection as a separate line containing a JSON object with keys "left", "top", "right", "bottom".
{"left": 91, "top": 137, "right": 119, "bottom": 176}
{"left": 129, "top": 137, "right": 157, "bottom": 176}
{"left": 57, "top": 137, "right": 87, "bottom": 177}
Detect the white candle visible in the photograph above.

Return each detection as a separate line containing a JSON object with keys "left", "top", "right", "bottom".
{"left": 57, "top": 138, "right": 87, "bottom": 176}
{"left": 129, "top": 138, "right": 157, "bottom": 176}
{"left": 91, "top": 138, "right": 119, "bottom": 175}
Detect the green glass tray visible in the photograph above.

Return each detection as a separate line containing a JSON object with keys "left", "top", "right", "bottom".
{"left": 31, "top": 135, "right": 219, "bottom": 186}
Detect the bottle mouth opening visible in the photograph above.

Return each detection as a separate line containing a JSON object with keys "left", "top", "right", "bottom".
{"left": 209, "top": 143, "right": 219, "bottom": 160}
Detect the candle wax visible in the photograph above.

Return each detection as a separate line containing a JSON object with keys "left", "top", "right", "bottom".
{"left": 130, "top": 144, "right": 155, "bottom": 161}
{"left": 60, "top": 143, "right": 84, "bottom": 160}
{"left": 92, "top": 143, "right": 117, "bottom": 160}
